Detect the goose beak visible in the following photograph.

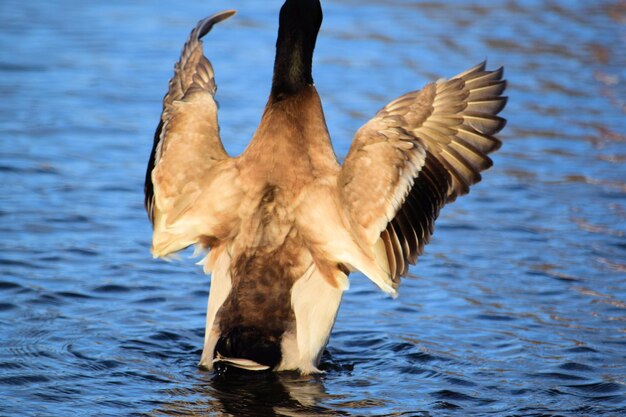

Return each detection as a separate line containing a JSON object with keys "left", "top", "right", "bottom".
{"left": 213, "top": 353, "right": 271, "bottom": 372}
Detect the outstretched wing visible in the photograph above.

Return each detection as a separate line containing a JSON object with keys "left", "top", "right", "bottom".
{"left": 339, "top": 62, "right": 506, "bottom": 293}
{"left": 145, "top": 10, "right": 240, "bottom": 258}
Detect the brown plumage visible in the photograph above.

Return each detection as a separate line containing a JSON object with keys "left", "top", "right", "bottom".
{"left": 340, "top": 62, "right": 507, "bottom": 287}
{"left": 145, "top": 1, "right": 507, "bottom": 374}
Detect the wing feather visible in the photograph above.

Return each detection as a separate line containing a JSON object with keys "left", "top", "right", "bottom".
{"left": 338, "top": 62, "right": 507, "bottom": 293}
{"left": 144, "top": 10, "right": 239, "bottom": 258}
{"left": 145, "top": 10, "right": 236, "bottom": 225}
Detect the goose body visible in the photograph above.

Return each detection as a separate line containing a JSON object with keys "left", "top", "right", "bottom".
{"left": 145, "top": 0, "right": 506, "bottom": 374}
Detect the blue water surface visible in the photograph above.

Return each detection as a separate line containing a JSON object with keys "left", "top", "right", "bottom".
{"left": 1, "top": 0, "right": 625, "bottom": 415}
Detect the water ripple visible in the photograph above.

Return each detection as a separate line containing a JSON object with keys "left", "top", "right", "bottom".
{"left": 1, "top": 0, "right": 625, "bottom": 415}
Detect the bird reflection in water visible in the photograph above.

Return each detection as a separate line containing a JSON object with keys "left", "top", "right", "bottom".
{"left": 149, "top": 362, "right": 348, "bottom": 416}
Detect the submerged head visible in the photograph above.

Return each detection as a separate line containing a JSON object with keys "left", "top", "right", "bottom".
{"left": 271, "top": 0, "right": 323, "bottom": 97}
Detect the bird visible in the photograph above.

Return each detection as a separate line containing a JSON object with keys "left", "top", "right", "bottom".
{"left": 144, "top": 0, "right": 506, "bottom": 375}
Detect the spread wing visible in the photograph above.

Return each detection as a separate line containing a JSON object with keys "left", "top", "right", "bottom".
{"left": 339, "top": 62, "right": 507, "bottom": 293}
{"left": 144, "top": 10, "right": 240, "bottom": 258}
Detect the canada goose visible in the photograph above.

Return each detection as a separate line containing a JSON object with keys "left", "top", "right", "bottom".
{"left": 144, "top": 0, "right": 506, "bottom": 374}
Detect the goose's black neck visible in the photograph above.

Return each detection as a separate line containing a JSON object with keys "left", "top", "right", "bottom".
{"left": 270, "top": 0, "right": 322, "bottom": 100}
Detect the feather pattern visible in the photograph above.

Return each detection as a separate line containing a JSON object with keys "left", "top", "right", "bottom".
{"left": 143, "top": 11, "right": 243, "bottom": 259}
{"left": 145, "top": 10, "right": 236, "bottom": 225}
{"left": 339, "top": 61, "right": 507, "bottom": 291}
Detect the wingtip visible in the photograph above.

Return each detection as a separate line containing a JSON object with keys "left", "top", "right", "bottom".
{"left": 196, "top": 9, "right": 237, "bottom": 39}
{"left": 453, "top": 60, "right": 508, "bottom": 82}
{"left": 381, "top": 280, "right": 399, "bottom": 299}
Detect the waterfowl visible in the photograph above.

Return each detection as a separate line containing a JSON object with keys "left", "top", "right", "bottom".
{"left": 144, "top": 0, "right": 506, "bottom": 374}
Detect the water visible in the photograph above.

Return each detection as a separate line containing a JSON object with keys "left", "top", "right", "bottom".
{"left": 1, "top": 0, "right": 625, "bottom": 415}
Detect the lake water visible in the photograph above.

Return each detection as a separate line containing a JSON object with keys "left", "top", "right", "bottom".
{"left": 1, "top": 0, "right": 625, "bottom": 415}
